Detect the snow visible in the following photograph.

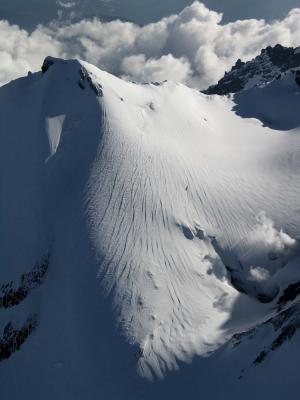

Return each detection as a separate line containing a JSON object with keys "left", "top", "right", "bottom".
{"left": 46, "top": 115, "right": 65, "bottom": 157}
{"left": 233, "top": 70, "right": 300, "bottom": 130}
{"left": 0, "top": 56, "right": 300, "bottom": 399}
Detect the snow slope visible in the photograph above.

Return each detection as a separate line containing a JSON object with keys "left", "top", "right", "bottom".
{"left": 1, "top": 57, "right": 300, "bottom": 399}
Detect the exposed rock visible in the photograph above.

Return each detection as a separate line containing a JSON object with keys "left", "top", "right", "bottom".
{"left": 0, "top": 315, "right": 38, "bottom": 362}
{"left": 254, "top": 350, "right": 268, "bottom": 365}
{"left": 90, "top": 81, "right": 103, "bottom": 97}
{"left": 277, "top": 281, "right": 300, "bottom": 308}
{"left": 203, "top": 44, "right": 300, "bottom": 95}
{"left": 41, "top": 57, "right": 54, "bottom": 73}
{"left": 230, "top": 301, "right": 300, "bottom": 369}
{"left": 78, "top": 67, "right": 103, "bottom": 96}
{"left": 271, "top": 323, "right": 298, "bottom": 351}
{"left": 0, "top": 254, "right": 49, "bottom": 309}
{"left": 252, "top": 304, "right": 300, "bottom": 366}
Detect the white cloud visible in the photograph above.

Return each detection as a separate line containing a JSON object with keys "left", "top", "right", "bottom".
{"left": 248, "top": 266, "right": 270, "bottom": 282}
{"left": 0, "top": 20, "right": 63, "bottom": 86}
{"left": 121, "top": 54, "right": 191, "bottom": 83}
{"left": 0, "top": 1, "right": 300, "bottom": 88}
{"left": 254, "top": 211, "right": 296, "bottom": 253}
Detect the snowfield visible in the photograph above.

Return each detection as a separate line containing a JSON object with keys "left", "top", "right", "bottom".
{"left": 1, "top": 57, "right": 300, "bottom": 399}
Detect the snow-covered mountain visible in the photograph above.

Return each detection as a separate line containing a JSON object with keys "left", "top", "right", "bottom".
{"left": 1, "top": 55, "right": 300, "bottom": 399}
{"left": 204, "top": 44, "right": 300, "bottom": 95}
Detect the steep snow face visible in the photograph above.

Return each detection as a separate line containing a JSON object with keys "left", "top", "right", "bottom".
{"left": 1, "top": 57, "right": 300, "bottom": 398}
{"left": 82, "top": 59, "right": 300, "bottom": 379}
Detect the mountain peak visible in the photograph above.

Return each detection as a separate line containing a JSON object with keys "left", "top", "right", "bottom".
{"left": 40, "top": 56, "right": 104, "bottom": 97}
{"left": 1, "top": 50, "right": 300, "bottom": 399}
{"left": 204, "top": 43, "right": 300, "bottom": 95}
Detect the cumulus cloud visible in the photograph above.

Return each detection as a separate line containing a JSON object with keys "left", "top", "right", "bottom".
{"left": 0, "top": 20, "right": 63, "bottom": 86}
{"left": 121, "top": 54, "right": 192, "bottom": 83}
{"left": 254, "top": 211, "right": 296, "bottom": 254}
{"left": 1, "top": 1, "right": 300, "bottom": 88}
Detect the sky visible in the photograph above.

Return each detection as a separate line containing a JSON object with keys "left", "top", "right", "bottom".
{"left": 1, "top": 0, "right": 300, "bottom": 29}
{"left": 0, "top": 1, "right": 300, "bottom": 89}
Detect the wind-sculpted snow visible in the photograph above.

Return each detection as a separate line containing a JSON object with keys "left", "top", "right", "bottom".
{"left": 83, "top": 59, "right": 300, "bottom": 378}
{"left": 1, "top": 57, "right": 300, "bottom": 399}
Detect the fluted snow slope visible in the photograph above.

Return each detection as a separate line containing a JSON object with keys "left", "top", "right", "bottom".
{"left": 1, "top": 57, "right": 300, "bottom": 399}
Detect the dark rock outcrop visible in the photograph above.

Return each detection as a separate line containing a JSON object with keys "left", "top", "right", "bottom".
{"left": 0, "top": 254, "right": 49, "bottom": 309}
{"left": 277, "top": 281, "right": 300, "bottom": 308}
{"left": 0, "top": 315, "right": 38, "bottom": 362}
{"left": 41, "top": 57, "right": 54, "bottom": 73}
{"left": 203, "top": 44, "right": 300, "bottom": 95}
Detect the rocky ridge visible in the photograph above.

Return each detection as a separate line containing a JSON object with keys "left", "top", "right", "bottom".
{"left": 204, "top": 44, "right": 300, "bottom": 95}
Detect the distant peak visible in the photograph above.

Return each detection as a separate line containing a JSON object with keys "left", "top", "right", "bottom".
{"left": 204, "top": 43, "right": 300, "bottom": 95}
